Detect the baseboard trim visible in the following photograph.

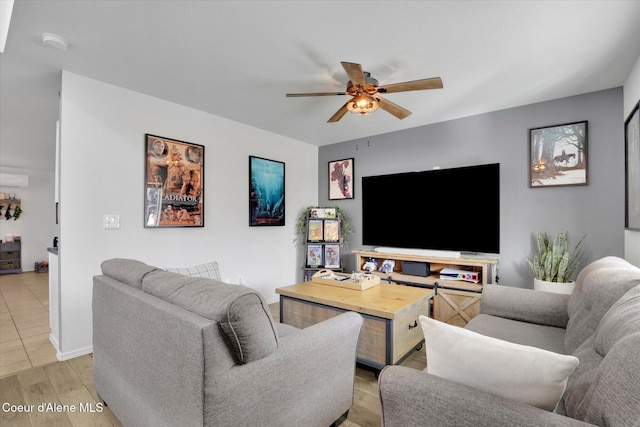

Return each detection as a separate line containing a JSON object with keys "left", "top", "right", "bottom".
{"left": 57, "top": 345, "right": 93, "bottom": 361}
{"left": 48, "top": 333, "right": 60, "bottom": 353}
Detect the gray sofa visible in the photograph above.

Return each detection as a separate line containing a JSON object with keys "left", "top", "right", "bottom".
{"left": 378, "top": 256, "right": 640, "bottom": 426}
{"left": 92, "top": 258, "right": 363, "bottom": 427}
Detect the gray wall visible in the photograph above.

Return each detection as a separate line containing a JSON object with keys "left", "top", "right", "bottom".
{"left": 319, "top": 88, "right": 624, "bottom": 287}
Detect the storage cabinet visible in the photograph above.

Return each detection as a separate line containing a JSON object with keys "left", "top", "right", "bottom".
{"left": 277, "top": 282, "right": 434, "bottom": 369}
{"left": 353, "top": 250, "right": 498, "bottom": 326}
{"left": 0, "top": 242, "right": 22, "bottom": 274}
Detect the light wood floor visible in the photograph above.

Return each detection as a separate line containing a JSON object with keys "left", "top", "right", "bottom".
{"left": 0, "top": 272, "right": 58, "bottom": 378}
{"left": 0, "top": 273, "right": 427, "bottom": 427}
{"left": 0, "top": 354, "right": 123, "bottom": 427}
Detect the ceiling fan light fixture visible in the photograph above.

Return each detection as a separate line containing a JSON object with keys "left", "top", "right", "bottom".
{"left": 347, "top": 93, "right": 379, "bottom": 115}
{"left": 286, "top": 61, "right": 442, "bottom": 122}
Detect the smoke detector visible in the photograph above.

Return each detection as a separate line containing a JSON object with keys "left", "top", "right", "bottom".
{"left": 42, "top": 33, "right": 68, "bottom": 50}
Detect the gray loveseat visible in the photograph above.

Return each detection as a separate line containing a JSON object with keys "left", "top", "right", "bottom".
{"left": 378, "top": 256, "right": 640, "bottom": 426}
{"left": 93, "top": 259, "right": 363, "bottom": 427}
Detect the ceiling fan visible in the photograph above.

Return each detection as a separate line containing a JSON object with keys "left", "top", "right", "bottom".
{"left": 286, "top": 61, "right": 443, "bottom": 123}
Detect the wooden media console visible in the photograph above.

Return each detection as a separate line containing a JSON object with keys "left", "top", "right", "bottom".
{"left": 353, "top": 250, "right": 498, "bottom": 327}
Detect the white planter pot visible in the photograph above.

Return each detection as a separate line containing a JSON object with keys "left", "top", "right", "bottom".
{"left": 533, "top": 278, "right": 576, "bottom": 295}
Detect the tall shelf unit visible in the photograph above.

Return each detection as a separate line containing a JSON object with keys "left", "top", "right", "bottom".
{"left": 302, "top": 208, "right": 343, "bottom": 281}
{"left": 353, "top": 250, "right": 498, "bottom": 326}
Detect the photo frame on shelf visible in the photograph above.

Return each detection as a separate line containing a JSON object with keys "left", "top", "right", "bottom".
{"left": 625, "top": 100, "right": 640, "bottom": 230}
{"left": 311, "top": 208, "right": 336, "bottom": 219}
{"left": 324, "top": 244, "right": 341, "bottom": 269}
{"left": 329, "top": 158, "right": 354, "bottom": 200}
{"left": 249, "top": 156, "right": 285, "bottom": 226}
{"left": 307, "top": 244, "right": 323, "bottom": 267}
{"left": 324, "top": 219, "right": 340, "bottom": 242}
{"left": 528, "top": 121, "right": 588, "bottom": 188}
{"left": 307, "top": 219, "right": 324, "bottom": 242}
{"left": 144, "top": 134, "right": 204, "bottom": 228}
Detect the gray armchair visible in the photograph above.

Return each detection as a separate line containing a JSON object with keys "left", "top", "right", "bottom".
{"left": 93, "top": 259, "right": 364, "bottom": 427}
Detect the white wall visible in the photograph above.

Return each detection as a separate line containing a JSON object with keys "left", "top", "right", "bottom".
{"left": 624, "top": 53, "right": 640, "bottom": 267}
{"left": 0, "top": 166, "right": 56, "bottom": 270}
{"left": 57, "top": 71, "right": 318, "bottom": 359}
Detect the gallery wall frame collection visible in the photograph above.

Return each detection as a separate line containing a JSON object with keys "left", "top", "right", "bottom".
{"left": 329, "top": 158, "right": 354, "bottom": 200}
{"left": 529, "top": 121, "right": 588, "bottom": 188}
{"left": 249, "top": 156, "right": 285, "bottom": 226}
{"left": 144, "top": 134, "right": 204, "bottom": 228}
{"left": 625, "top": 100, "right": 640, "bottom": 230}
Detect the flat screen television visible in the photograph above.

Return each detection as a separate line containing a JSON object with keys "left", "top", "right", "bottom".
{"left": 362, "top": 163, "right": 500, "bottom": 254}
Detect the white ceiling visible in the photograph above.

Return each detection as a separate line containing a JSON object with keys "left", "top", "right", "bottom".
{"left": 2, "top": 1, "right": 640, "bottom": 171}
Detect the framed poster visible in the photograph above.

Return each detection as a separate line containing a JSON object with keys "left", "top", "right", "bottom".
{"left": 324, "top": 244, "right": 341, "bottom": 268}
{"left": 529, "top": 121, "right": 588, "bottom": 188}
{"left": 144, "top": 134, "right": 204, "bottom": 228}
{"left": 625, "top": 100, "right": 640, "bottom": 230}
{"left": 307, "top": 244, "right": 323, "bottom": 267}
{"left": 307, "top": 219, "right": 323, "bottom": 242}
{"left": 249, "top": 156, "right": 285, "bottom": 226}
{"left": 329, "top": 158, "right": 354, "bottom": 199}
{"left": 324, "top": 219, "right": 340, "bottom": 242}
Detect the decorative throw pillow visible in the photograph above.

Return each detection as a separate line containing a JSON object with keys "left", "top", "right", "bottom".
{"left": 165, "top": 261, "right": 221, "bottom": 281}
{"left": 419, "top": 315, "right": 579, "bottom": 411}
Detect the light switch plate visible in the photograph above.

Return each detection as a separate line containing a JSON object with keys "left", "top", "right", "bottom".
{"left": 103, "top": 215, "right": 120, "bottom": 229}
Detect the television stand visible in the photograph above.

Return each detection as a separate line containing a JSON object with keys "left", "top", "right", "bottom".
{"left": 353, "top": 250, "right": 498, "bottom": 326}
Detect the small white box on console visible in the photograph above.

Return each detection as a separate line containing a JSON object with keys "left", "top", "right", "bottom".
{"left": 439, "top": 268, "right": 479, "bottom": 283}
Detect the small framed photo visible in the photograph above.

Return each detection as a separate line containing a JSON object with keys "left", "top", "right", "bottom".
{"left": 307, "top": 245, "right": 323, "bottom": 267}
{"left": 311, "top": 208, "right": 336, "bottom": 219}
{"left": 329, "top": 158, "right": 354, "bottom": 200}
{"left": 529, "top": 121, "right": 588, "bottom": 188}
{"left": 324, "top": 244, "right": 341, "bottom": 269}
{"left": 307, "top": 219, "right": 324, "bottom": 242}
{"left": 625, "top": 100, "right": 640, "bottom": 230}
{"left": 323, "top": 219, "right": 340, "bottom": 242}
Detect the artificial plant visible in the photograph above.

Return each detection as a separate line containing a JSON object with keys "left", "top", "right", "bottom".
{"left": 527, "top": 231, "right": 586, "bottom": 283}
{"left": 294, "top": 206, "right": 353, "bottom": 247}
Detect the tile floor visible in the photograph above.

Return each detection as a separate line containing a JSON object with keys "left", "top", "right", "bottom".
{"left": 0, "top": 272, "right": 58, "bottom": 378}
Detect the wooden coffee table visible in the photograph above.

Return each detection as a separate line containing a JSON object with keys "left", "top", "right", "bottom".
{"left": 276, "top": 281, "right": 435, "bottom": 369}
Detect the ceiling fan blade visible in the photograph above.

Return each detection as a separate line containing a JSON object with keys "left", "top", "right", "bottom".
{"left": 327, "top": 101, "right": 351, "bottom": 123}
{"left": 378, "top": 77, "right": 443, "bottom": 94}
{"left": 341, "top": 62, "right": 366, "bottom": 87}
{"left": 286, "top": 92, "right": 348, "bottom": 97}
{"left": 377, "top": 96, "right": 411, "bottom": 120}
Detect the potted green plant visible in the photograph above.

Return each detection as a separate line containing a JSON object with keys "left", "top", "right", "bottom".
{"left": 527, "top": 231, "right": 586, "bottom": 294}
{"left": 294, "top": 206, "right": 353, "bottom": 247}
